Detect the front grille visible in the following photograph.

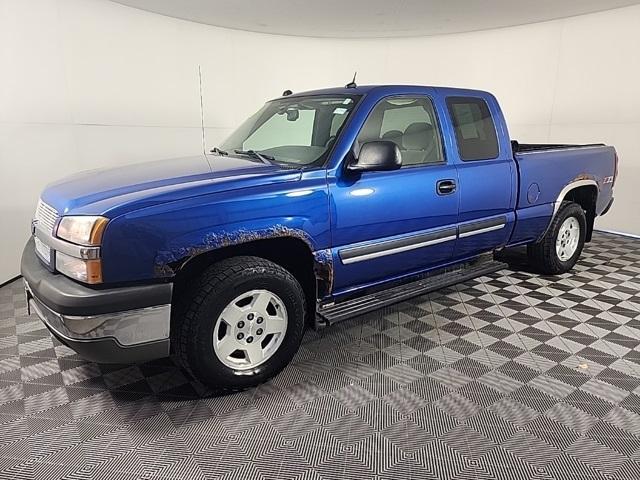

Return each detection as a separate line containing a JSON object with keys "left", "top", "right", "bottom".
{"left": 34, "top": 200, "right": 59, "bottom": 234}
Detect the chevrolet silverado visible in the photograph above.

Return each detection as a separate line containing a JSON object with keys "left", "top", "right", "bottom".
{"left": 22, "top": 84, "right": 617, "bottom": 391}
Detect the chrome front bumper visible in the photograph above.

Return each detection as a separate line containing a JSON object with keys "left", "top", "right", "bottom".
{"left": 21, "top": 237, "right": 172, "bottom": 363}
{"left": 25, "top": 279, "right": 170, "bottom": 345}
{"left": 25, "top": 281, "right": 171, "bottom": 363}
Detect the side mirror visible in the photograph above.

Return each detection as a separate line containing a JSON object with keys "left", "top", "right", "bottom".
{"left": 348, "top": 141, "right": 402, "bottom": 172}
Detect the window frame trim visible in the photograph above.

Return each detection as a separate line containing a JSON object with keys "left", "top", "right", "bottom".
{"left": 445, "top": 95, "right": 500, "bottom": 162}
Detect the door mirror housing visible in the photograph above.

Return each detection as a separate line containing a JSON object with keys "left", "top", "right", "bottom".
{"left": 348, "top": 141, "right": 402, "bottom": 172}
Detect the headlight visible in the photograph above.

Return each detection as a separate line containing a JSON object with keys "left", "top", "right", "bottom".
{"left": 56, "top": 251, "right": 103, "bottom": 284}
{"left": 56, "top": 216, "right": 108, "bottom": 246}
{"left": 55, "top": 216, "right": 107, "bottom": 284}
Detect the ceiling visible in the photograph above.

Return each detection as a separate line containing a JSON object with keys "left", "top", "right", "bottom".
{"left": 111, "top": 0, "right": 640, "bottom": 38}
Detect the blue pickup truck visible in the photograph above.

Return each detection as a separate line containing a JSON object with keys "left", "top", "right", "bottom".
{"left": 22, "top": 84, "right": 617, "bottom": 391}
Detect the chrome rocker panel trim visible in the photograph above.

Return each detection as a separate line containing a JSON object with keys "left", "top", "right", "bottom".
{"left": 458, "top": 216, "right": 507, "bottom": 239}
{"left": 339, "top": 216, "right": 508, "bottom": 265}
{"left": 339, "top": 227, "right": 457, "bottom": 265}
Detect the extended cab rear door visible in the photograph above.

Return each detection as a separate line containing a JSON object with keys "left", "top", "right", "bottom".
{"left": 442, "top": 93, "right": 517, "bottom": 260}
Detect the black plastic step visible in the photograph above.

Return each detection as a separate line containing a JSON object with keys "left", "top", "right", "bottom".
{"left": 317, "top": 257, "right": 508, "bottom": 326}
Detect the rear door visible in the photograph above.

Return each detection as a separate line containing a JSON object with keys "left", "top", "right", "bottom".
{"left": 445, "top": 95, "right": 517, "bottom": 259}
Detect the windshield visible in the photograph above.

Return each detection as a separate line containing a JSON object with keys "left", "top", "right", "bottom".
{"left": 220, "top": 95, "right": 361, "bottom": 167}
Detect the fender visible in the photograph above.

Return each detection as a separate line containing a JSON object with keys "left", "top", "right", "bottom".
{"left": 154, "top": 224, "right": 334, "bottom": 299}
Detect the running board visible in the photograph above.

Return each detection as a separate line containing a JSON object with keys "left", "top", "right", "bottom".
{"left": 317, "top": 257, "right": 507, "bottom": 326}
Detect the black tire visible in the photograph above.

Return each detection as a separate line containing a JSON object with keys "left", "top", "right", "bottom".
{"left": 527, "top": 201, "right": 586, "bottom": 275}
{"left": 173, "top": 256, "right": 306, "bottom": 393}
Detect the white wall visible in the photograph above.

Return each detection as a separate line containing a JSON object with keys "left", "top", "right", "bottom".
{"left": 1, "top": 0, "right": 639, "bottom": 283}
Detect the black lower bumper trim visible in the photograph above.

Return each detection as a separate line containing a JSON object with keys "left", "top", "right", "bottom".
{"left": 601, "top": 197, "right": 614, "bottom": 216}
{"left": 21, "top": 237, "right": 172, "bottom": 316}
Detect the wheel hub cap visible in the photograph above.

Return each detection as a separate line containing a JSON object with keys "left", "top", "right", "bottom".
{"left": 556, "top": 216, "right": 580, "bottom": 261}
{"left": 213, "top": 289, "right": 288, "bottom": 370}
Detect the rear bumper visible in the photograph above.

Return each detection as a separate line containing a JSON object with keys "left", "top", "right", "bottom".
{"left": 21, "top": 238, "right": 172, "bottom": 363}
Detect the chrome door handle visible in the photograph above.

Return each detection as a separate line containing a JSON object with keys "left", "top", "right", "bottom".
{"left": 437, "top": 179, "right": 456, "bottom": 195}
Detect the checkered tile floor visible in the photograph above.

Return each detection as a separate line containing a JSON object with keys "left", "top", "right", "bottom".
{"left": 1, "top": 232, "right": 639, "bottom": 479}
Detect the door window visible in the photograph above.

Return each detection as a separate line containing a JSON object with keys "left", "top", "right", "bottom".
{"left": 446, "top": 97, "right": 499, "bottom": 161}
{"left": 357, "top": 97, "right": 444, "bottom": 166}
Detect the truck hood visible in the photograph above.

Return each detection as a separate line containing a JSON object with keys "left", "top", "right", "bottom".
{"left": 41, "top": 154, "right": 301, "bottom": 217}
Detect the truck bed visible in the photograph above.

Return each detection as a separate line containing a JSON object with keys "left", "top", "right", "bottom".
{"left": 512, "top": 142, "right": 616, "bottom": 219}
{"left": 503, "top": 140, "right": 616, "bottom": 247}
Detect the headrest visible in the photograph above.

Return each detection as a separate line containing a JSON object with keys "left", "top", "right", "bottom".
{"left": 403, "top": 122, "right": 434, "bottom": 150}
{"left": 382, "top": 130, "right": 402, "bottom": 141}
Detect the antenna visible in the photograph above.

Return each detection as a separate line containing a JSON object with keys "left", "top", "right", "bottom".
{"left": 198, "top": 65, "right": 207, "bottom": 156}
{"left": 346, "top": 71, "right": 357, "bottom": 89}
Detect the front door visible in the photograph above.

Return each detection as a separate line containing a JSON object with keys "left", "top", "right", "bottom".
{"left": 329, "top": 94, "right": 459, "bottom": 295}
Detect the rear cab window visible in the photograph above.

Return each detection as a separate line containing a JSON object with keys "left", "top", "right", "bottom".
{"left": 446, "top": 97, "right": 499, "bottom": 161}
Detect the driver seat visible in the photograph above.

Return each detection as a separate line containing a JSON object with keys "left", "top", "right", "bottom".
{"left": 401, "top": 122, "right": 438, "bottom": 165}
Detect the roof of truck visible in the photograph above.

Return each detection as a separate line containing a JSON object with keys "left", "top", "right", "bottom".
{"left": 277, "top": 84, "right": 492, "bottom": 100}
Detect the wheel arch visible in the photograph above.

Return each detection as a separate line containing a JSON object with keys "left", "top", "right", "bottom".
{"left": 557, "top": 180, "right": 598, "bottom": 242}
{"left": 170, "top": 236, "right": 331, "bottom": 327}
{"left": 541, "top": 179, "right": 598, "bottom": 243}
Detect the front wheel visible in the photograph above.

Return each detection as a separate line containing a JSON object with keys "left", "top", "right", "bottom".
{"left": 527, "top": 201, "right": 586, "bottom": 275}
{"left": 173, "top": 256, "right": 306, "bottom": 393}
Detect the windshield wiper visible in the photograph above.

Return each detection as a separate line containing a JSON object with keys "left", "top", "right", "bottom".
{"left": 233, "top": 149, "right": 276, "bottom": 164}
{"left": 210, "top": 147, "right": 228, "bottom": 156}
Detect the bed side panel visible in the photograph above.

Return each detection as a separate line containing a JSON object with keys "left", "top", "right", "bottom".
{"left": 508, "top": 146, "right": 616, "bottom": 245}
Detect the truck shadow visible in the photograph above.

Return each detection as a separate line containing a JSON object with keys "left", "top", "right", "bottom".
{"left": 495, "top": 245, "right": 535, "bottom": 272}
{"left": 496, "top": 245, "right": 551, "bottom": 276}
{"left": 81, "top": 357, "right": 217, "bottom": 402}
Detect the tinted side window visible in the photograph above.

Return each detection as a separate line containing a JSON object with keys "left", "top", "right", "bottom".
{"left": 357, "top": 97, "right": 444, "bottom": 166}
{"left": 446, "top": 97, "right": 499, "bottom": 161}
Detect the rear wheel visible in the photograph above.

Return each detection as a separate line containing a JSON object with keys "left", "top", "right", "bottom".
{"left": 527, "top": 201, "right": 586, "bottom": 275}
{"left": 173, "top": 256, "right": 306, "bottom": 393}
